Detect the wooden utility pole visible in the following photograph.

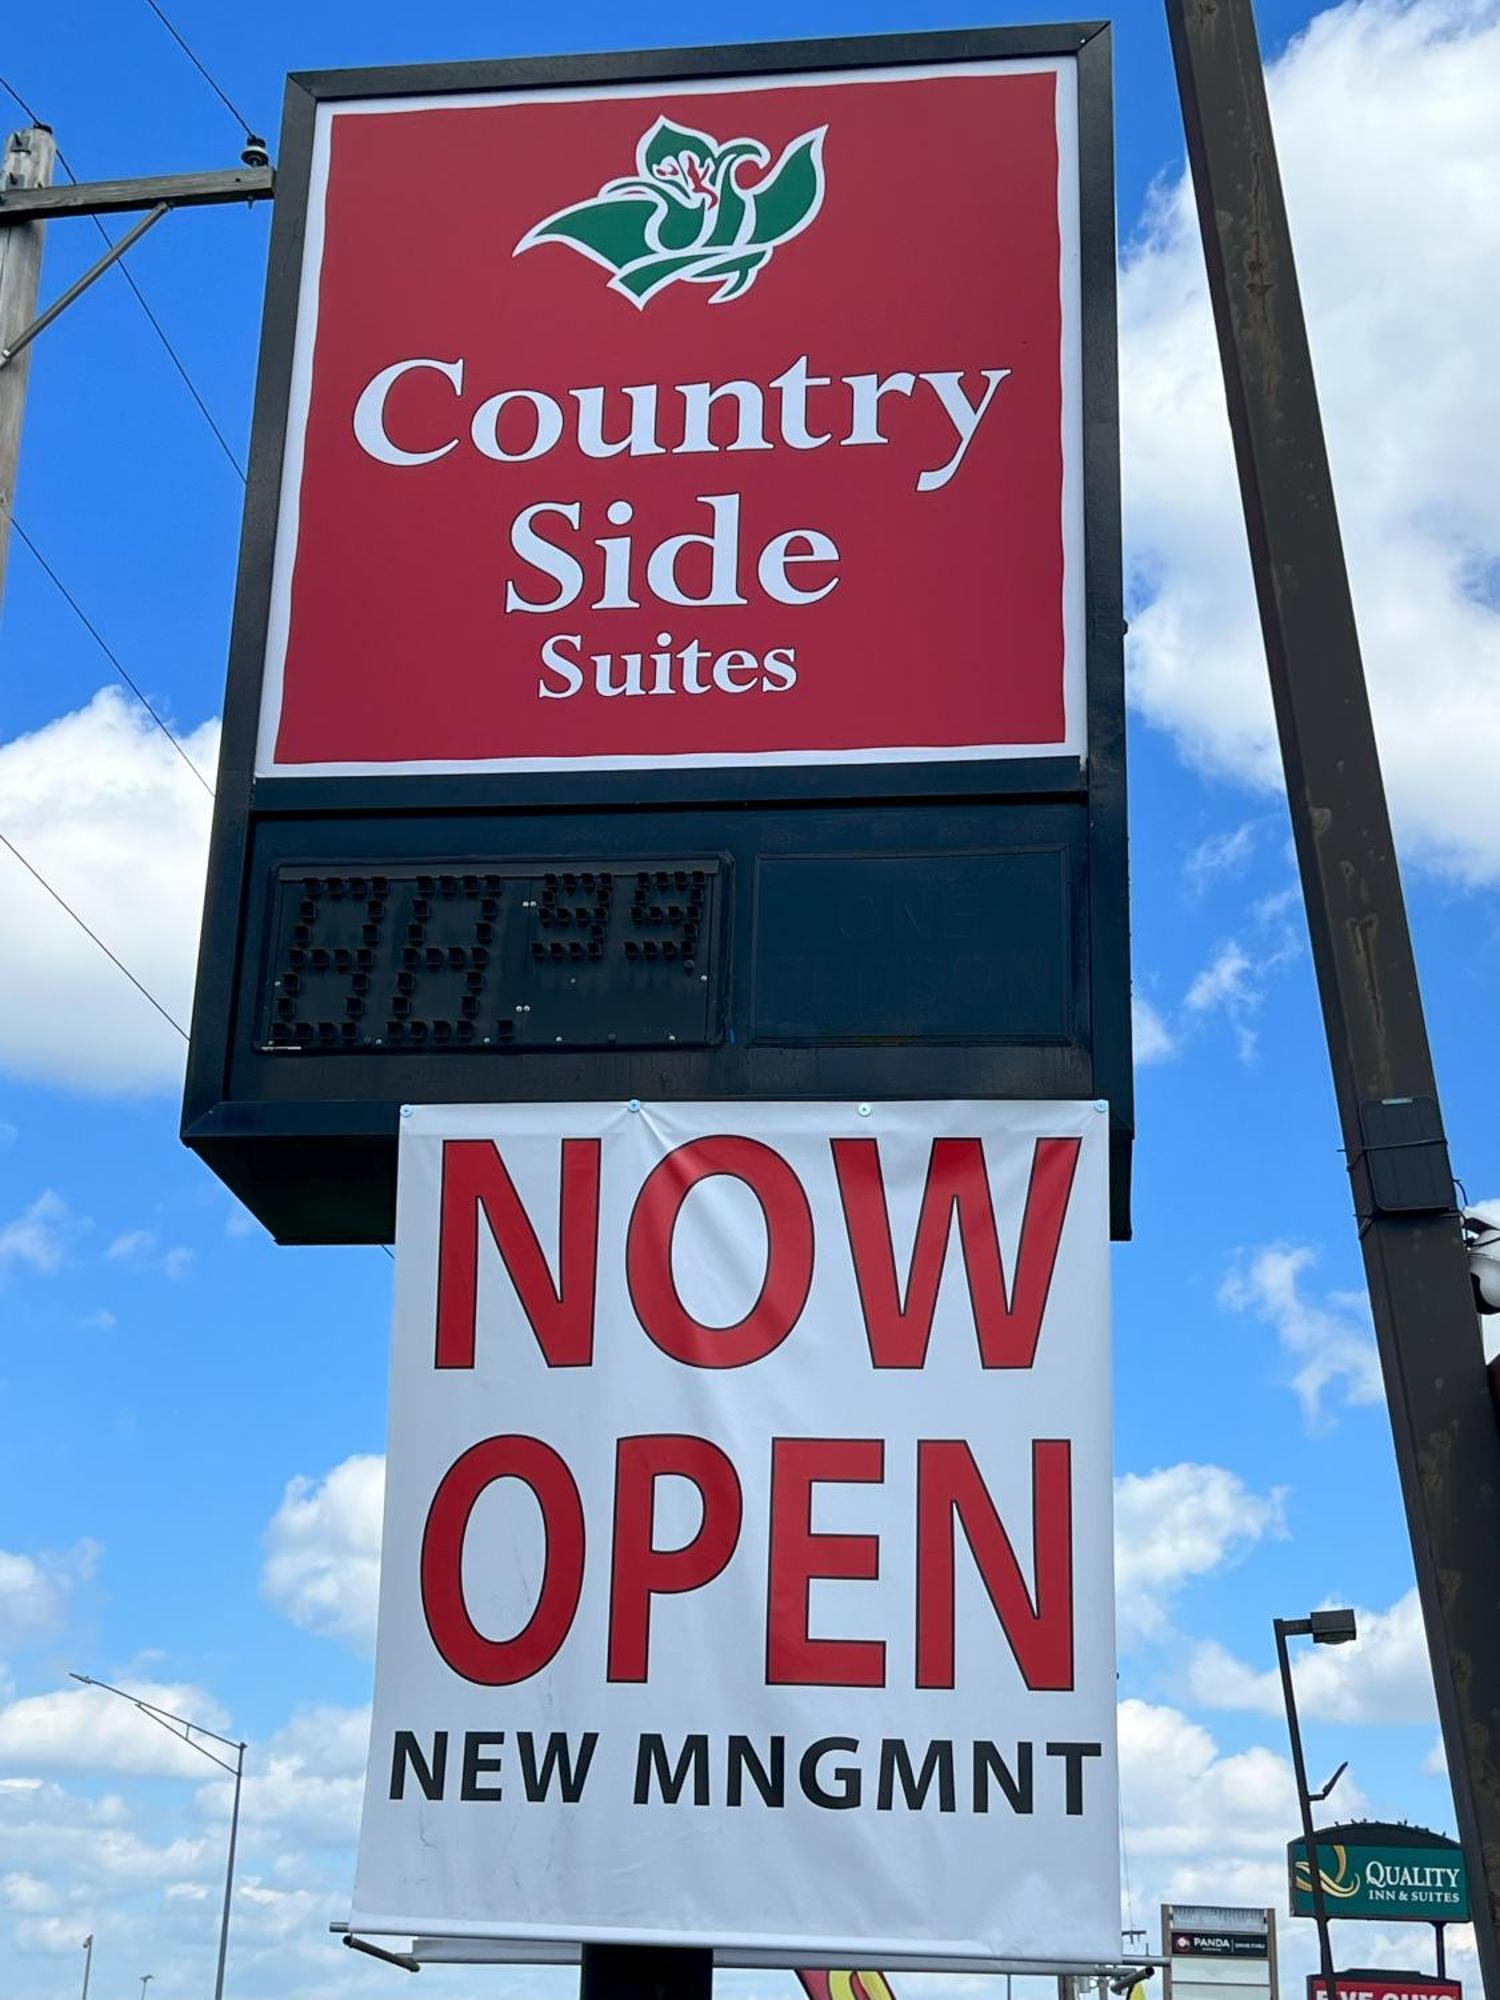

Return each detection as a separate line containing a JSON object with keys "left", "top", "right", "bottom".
{"left": 1164, "top": 0, "right": 1500, "bottom": 1991}
{"left": 0, "top": 125, "right": 56, "bottom": 613}
{"left": 0, "top": 143, "right": 272, "bottom": 625}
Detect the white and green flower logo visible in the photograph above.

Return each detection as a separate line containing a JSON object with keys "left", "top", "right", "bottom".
{"left": 516, "top": 115, "right": 827, "bottom": 308}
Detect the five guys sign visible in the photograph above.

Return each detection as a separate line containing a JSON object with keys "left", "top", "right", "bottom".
{"left": 352, "top": 1100, "right": 1117, "bottom": 1962}
{"left": 182, "top": 25, "right": 1131, "bottom": 1246}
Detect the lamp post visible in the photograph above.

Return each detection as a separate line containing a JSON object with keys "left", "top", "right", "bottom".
{"left": 140, "top": 1976, "right": 152, "bottom": 2000}
{"left": 79, "top": 1935, "right": 92, "bottom": 2000}
{"left": 71, "top": 1674, "right": 246, "bottom": 2000}
{"left": 1274, "top": 1610, "right": 1357, "bottom": 2000}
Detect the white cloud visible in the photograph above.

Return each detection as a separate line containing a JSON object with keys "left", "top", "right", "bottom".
{"left": 1185, "top": 941, "right": 1254, "bottom": 1016}
{"left": 1117, "top": 1698, "right": 1375, "bottom": 1981}
{"left": 1115, "top": 1464, "right": 1286, "bottom": 1643}
{"left": 0, "top": 1678, "right": 229, "bottom": 1778}
{"left": 106, "top": 1228, "right": 194, "bottom": 1280}
{"left": 0, "top": 1870, "right": 54, "bottom": 1912}
{"left": 0, "top": 1541, "right": 98, "bottom": 1652}
{"left": 0, "top": 1190, "right": 87, "bottom": 1278}
{"left": 1184, "top": 821, "right": 1262, "bottom": 898}
{"left": 262, "top": 1455, "right": 384, "bottom": 1653}
{"left": 197, "top": 1705, "right": 370, "bottom": 1844}
{"left": 1221, "top": 1242, "right": 1383, "bottom": 1424}
{"left": 1121, "top": 0, "right": 1500, "bottom": 884}
{"left": 1186, "top": 1585, "right": 1437, "bottom": 1725}
{"left": 1177, "top": 886, "right": 1302, "bottom": 1064}
{"left": 0, "top": 687, "right": 217, "bottom": 1095}
{"left": 1132, "top": 995, "right": 1177, "bottom": 1066}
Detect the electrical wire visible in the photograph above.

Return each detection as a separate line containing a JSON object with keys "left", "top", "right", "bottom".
{"left": 138, "top": 0, "right": 260, "bottom": 143}
{"left": 11, "top": 522, "right": 216, "bottom": 796}
{"left": 6, "top": 77, "right": 396, "bottom": 1265}
{"left": 0, "top": 74, "right": 45, "bottom": 127}
{"left": 96, "top": 241, "right": 247, "bottom": 480}
{"left": 1, "top": 829, "right": 400, "bottom": 1272}
{"left": 1, "top": 78, "right": 249, "bottom": 482}
{"left": 0, "top": 830, "right": 189, "bottom": 1039}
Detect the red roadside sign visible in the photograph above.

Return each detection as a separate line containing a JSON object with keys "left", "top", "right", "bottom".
{"left": 1309, "top": 1979, "right": 1461, "bottom": 2000}
{"left": 257, "top": 59, "right": 1084, "bottom": 774}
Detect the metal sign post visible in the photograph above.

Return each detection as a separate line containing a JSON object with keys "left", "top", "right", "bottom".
{"left": 1163, "top": 1, "right": 1500, "bottom": 1987}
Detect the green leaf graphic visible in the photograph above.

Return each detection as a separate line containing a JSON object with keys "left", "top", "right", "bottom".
{"left": 746, "top": 132, "right": 822, "bottom": 245}
{"left": 517, "top": 119, "right": 825, "bottom": 306}
{"left": 642, "top": 121, "right": 716, "bottom": 179}
{"left": 531, "top": 196, "right": 657, "bottom": 271}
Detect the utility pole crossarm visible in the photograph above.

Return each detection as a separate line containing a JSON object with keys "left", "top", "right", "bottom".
{"left": 0, "top": 165, "right": 273, "bottom": 223}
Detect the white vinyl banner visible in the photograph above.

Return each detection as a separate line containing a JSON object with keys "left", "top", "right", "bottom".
{"left": 352, "top": 1099, "right": 1118, "bottom": 1967}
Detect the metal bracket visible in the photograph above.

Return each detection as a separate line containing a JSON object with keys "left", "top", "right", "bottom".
{"left": 342, "top": 1934, "right": 421, "bottom": 1973}
{"left": 1350, "top": 1097, "right": 1455, "bottom": 1217}
{"left": 0, "top": 203, "right": 168, "bottom": 367}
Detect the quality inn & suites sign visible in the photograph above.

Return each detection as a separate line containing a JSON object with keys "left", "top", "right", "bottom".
{"left": 1289, "top": 1826, "right": 1469, "bottom": 1924}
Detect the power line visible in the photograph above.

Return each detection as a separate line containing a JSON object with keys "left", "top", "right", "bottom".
{"left": 11, "top": 521, "right": 216, "bottom": 796}
{"left": 0, "top": 74, "right": 45, "bottom": 128}
{"left": 95, "top": 240, "right": 246, "bottom": 480}
{"left": 1, "top": 826, "right": 403, "bottom": 1272}
{"left": 0, "top": 829, "right": 189, "bottom": 1039}
{"left": 139, "top": 0, "right": 260, "bottom": 143}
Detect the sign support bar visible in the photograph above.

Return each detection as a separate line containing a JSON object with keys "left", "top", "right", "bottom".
{"left": 1163, "top": 0, "right": 1500, "bottom": 1989}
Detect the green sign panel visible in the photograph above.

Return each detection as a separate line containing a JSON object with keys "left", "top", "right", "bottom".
{"left": 1288, "top": 1830, "right": 1469, "bottom": 1923}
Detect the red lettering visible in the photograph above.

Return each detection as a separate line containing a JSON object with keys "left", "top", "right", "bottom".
{"left": 627, "top": 1137, "right": 814, "bottom": 1368}
{"left": 420, "top": 1435, "right": 584, "bottom": 1685}
{"left": 767, "top": 1437, "right": 885, "bottom": 1686}
{"left": 915, "top": 1438, "right": 1073, "bottom": 1689}
{"left": 435, "top": 1138, "right": 600, "bottom": 1368}
{"left": 831, "top": 1135, "right": 1079, "bottom": 1368}
{"left": 607, "top": 1434, "right": 743, "bottom": 1681}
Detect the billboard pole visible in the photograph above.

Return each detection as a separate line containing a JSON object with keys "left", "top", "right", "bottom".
{"left": 1163, "top": 0, "right": 1500, "bottom": 1990}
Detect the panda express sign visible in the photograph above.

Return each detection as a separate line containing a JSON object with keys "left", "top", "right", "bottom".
{"left": 351, "top": 1101, "right": 1118, "bottom": 1963}
{"left": 257, "top": 52, "right": 1086, "bottom": 773}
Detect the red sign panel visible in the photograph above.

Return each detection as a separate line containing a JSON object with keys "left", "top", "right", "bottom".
{"left": 1310, "top": 1980, "right": 1462, "bottom": 2000}
{"left": 256, "top": 60, "right": 1083, "bottom": 774}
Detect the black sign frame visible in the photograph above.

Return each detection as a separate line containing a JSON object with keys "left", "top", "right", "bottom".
{"left": 183, "top": 22, "right": 1130, "bottom": 1244}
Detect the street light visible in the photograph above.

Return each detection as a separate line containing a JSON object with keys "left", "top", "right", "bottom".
{"left": 71, "top": 1673, "right": 246, "bottom": 2000}
{"left": 79, "top": 1934, "right": 93, "bottom": 2000}
{"left": 1274, "top": 1610, "right": 1358, "bottom": 2000}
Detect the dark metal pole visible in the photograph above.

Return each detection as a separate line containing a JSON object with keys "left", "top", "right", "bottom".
{"left": 1435, "top": 1924, "right": 1447, "bottom": 1981}
{"left": 581, "top": 1943, "right": 713, "bottom": 2000}
{"left": 1274, "top": 1621, "right": 1339, "bottom": 2000}
{"left": 212, "top": 1740, "right": 245, "bottom": 2000}
{"left": 1163, "top": 4, "right": 1500, "bottom": 1992}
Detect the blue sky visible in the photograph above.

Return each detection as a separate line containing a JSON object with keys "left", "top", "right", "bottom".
{"left": 3, "top": 0, "right": 1499, "bottom": 1995}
